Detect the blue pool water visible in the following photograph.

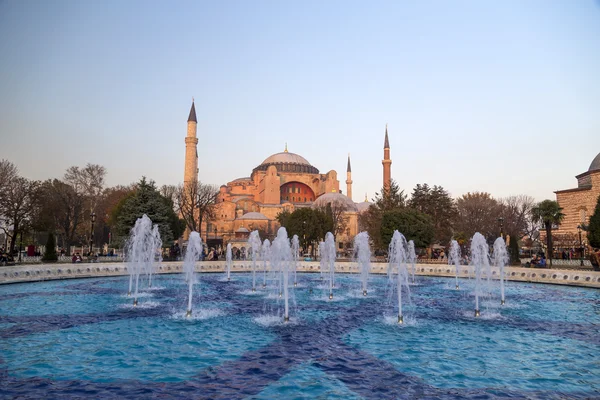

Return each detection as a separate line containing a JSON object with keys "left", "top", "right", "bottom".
{"left": 0, "top": 273, "right": 598, "bottom": 399}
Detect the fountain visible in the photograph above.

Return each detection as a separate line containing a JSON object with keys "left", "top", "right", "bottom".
{"left": 272, "top": 227, "right": 292, "bottom": 322}
{"left": 183, "top": 232, "right": 203, "bottom": 317}
{"left": 249, "top": 231, "right": 261, "bottom": 292}
{"left": 125, "top": 215, "right": 162, "bottom": 306}
{"left": 3, "top": 240, "right": 599, "bottom": 397}
{"left": 354, "top": 232, "right": 371, "bottom": 296}
{"left": 449, "top": 240, "right": 461, "bottom": 289}
{"left": 388, "top": 230, "right": 410, "bottom": 323}
{"left": 318, "top": 241, "right": 325, "bottom": 281}
{"left": 261, "top": 239, "right": 270, "bottom": 288}
{"left": 470, "top": 232, "right": 489, "bottom": 317}
{"left": 323, "top": 232, "right": 336, "bottom": 299}
{"left": 493, "top": 237, "right": 509, "bottom": 305}
{"left": 407, "top": 240, "right": 416, "bottom": 284}
{"left": 225, "top": 243, "right": 232, "bottom": 281}
{"left": 291, "top": 235, "right": 299, "bottom": 287}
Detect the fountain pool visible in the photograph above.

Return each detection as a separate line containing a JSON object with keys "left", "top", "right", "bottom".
{"left": 0, "top": 272, "right": 598, "bottom": 398}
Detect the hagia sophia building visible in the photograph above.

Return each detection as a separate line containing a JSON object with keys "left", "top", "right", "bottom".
{"left": 182, "top": 100, "right": 392, "bottom": 252}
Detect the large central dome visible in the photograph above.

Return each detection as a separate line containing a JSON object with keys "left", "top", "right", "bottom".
{"left": 253, "top": 150, "right": 319, "bottom": 175}
{"left": 260, "top": 152, "right": 312, "bottom": 166}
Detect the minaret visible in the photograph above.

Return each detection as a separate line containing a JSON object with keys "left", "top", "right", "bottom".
{"left": 382, "top": 124, "right": 392, "bottom": 189}
{"left": 346, "top": 153, "right": 353, "bottom": 201}
{"left": 184, "top": 100, "right": 199, "bottom": 185}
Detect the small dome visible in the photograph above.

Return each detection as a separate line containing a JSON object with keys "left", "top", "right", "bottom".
{"left": 236, "top": 227, "right": 250, "bottom": 233}
{"left": 589, "top": 152, "right": 600, "bottom": 171}
{"left": 260, "top": 152, "right": 312, "bottom": 166}
{"left": 238, "top": 212, "right": 269, "bottom": 220}
{"left": 232, "top": 177, "right": 251, "bottom": 182}
{"left": 311, "top": 192, "right": 358, "bottom": 212}
{"left": 356, "top": 202, "right": 372, "bottom": 213}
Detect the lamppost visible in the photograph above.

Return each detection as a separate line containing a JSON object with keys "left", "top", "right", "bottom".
{"left": 498, "top": 217, "right": 504, "bottom": 239}
{"left": 577, "top": 225, "right": 584, "bottom": 266}
{"left": 90, "top": 212, "right": 96, "bottom": 255}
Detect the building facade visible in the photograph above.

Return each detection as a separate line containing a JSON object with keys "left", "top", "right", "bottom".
{"left": 552, "top": 152, "right": 600, "bottom": 250}
{"left": 183, "top": 103, "right": 384, "bottom": 252}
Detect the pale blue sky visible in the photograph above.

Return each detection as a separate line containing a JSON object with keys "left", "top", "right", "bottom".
{"left": 1, "top": 0, "right": 599, "bottom": 201}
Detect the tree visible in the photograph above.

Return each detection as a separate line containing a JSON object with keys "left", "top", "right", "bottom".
{"left": 315, "top": 198, "right": 349, "bottom": 237}
{"left": 359, "top": 180, "right": 407, "bottom": 250}
{"left": 380, "top": 209, "right": 434, "bottom": 248}
{"left": 277, "top": 208, "right": 332, "bottom": 256}
{"left": 0, "top": 159, "right": 18, "bottom": 195}
{"left": 112, "top": 177, "right": 185, "bottom": 246}
{"left": 373, "top": 179, "right": 406, "bottom": 212}
{"left": 36, "top": 179, "right": 86, "bottom": 255}
{"left": 587, "top": 194, "right": 600, "bottom": 249}
{"left": 64, "top": 164, "right": 107, "bottom": 213}
{"left": 455, "top": 192, "right": 502, "bottom": 242}
{"left": 408, "top": 183, "right": 457, "bottom": 245}
{"left": 498, "top": 195, "right": 536, "bottom": 240}
{"left": 508, "top": 236, "right": 520, "bottom": 265}
{"left": 173, "top": 181, "right": 219, "bottom": 237}
{"left": 0, "top": 177, "right": 39, "bottom": 253}
{"left": 42, "top": 233, "right": 58, "bottom": 262}
{"left": 95, "top": 185, "right": 136, "bottom": 247}
{"left": 531, "top": 200, "right": 565, "bottom": 267}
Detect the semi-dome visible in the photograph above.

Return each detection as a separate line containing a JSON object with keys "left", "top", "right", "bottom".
{"left": 311, "top": 192, "right": 358, "bottom": 212}
{"left": 356, "top": 201, "right": 372, "bottom": 213}
{"left": 238, "top": 212, "right": 269, "bottom": 220}
{"left": 589, "top": 152, "right": 600, "bottom": 172}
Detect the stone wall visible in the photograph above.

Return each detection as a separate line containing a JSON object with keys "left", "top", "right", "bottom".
{"left": 555, "top": 171, "right": 600, "bottom": 236}
{"left": 2, "top": 261, "right": 599, "bottom": 289}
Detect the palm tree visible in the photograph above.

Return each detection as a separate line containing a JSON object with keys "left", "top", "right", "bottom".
{"left": 531, "top": 200, "right": 565, "bottom": 267}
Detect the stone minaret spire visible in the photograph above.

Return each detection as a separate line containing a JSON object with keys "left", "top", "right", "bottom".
{"left": 184, "top": 100, "right": 199, "bottom": 185}
{"left": 382, "top": 124, "right": 392, "bottom": 190}
{"left": 346, "top": 153, "right": 353, "bottom": 201}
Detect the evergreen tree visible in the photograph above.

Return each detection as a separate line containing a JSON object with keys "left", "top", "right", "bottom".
{"left": 380, "top": 208, "right": 434, "bottom": 248}
{"left": 588, "top": 194, "right": 600, "bottom": 249}
{"left": 359, "top": 180, "right": 407, "bottom": 250}
{"left": 373, "top": 179, "right": 406, "bottom": 212}
{"left": 408, "top": 183, "right": 458, "bottom": 245}
{"left": 112, "top": 177, "right": 185, "bottom": 246}
{"left": 42, "top": 233, "right": 58, "bottom": 262}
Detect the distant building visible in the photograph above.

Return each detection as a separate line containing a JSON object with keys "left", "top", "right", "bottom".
{"left": 183, "top": 101, "right": 382, "bottom": 252}
{"left": 552, "top": 152, "right": 600, "bottom": 250}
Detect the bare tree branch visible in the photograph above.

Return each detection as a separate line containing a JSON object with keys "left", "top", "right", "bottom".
{"left": 174, "top": 181, "right": 219, "bottom": 237}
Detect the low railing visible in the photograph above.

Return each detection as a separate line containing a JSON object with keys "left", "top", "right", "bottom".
{"left": 16, "top": 255, "right": 125, "bottom": 264}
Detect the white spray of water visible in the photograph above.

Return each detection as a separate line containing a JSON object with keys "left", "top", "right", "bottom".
{"left": 226, "top": 243, "right": 232, "bottom": 281}
{"left": 249, "top": 231, "right": 262, "bottom": 292}
{"left": 291, "top": 235, "right": 299, "bottom": 286}
{"left": 183, "top": 232, "right": 203, "bottom": 316}
{"left": 407, "top": 240, "right": 417, "bottom": 283}
{"left": 324, "top": 232, "right": 336, "bottom": 299}
{"left": 470, "top": 232, "right": 489, "bottom": 317}
{"left": 449, "top": 240, "right": 461, "bottom": 289}
{"left": 272, "top": 227, "right": 291, "bottom": 321}
{"left": 388, "top": 231, "right": 411, "bottom": 323}
{"left": 318, "top": 241, "right": 325, "bottom": 281}
{"left": 125, "top": 215, "right": 162, "bottom": 306}
{"left": 493, "top": 237, "right": 509, "bottom": 305}
{"left": 354, "top": 232, "right": 371, "bottom": 296}
{"left": 261, "top": 239, "right": 271, "bottom": 288}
